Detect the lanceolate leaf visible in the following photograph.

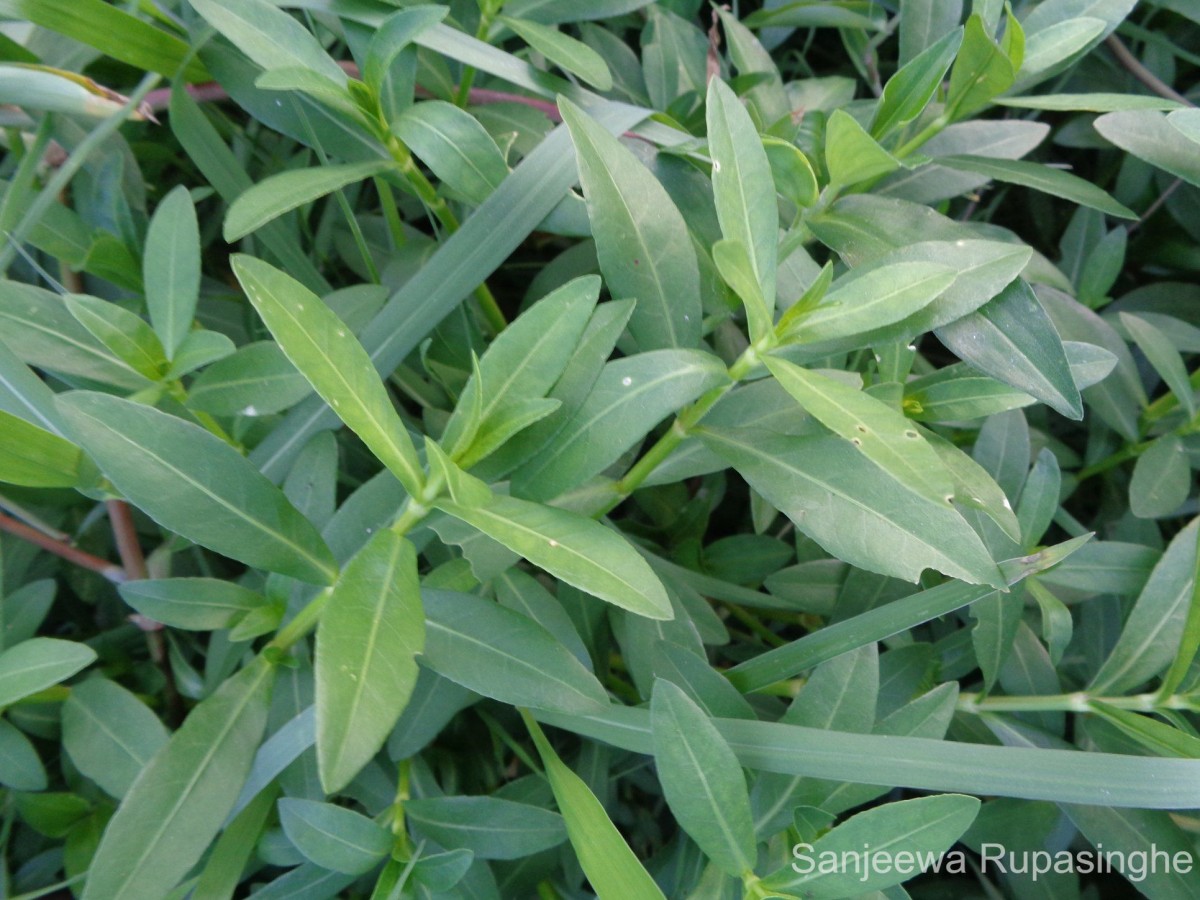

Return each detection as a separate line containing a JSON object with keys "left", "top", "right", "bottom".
{"left": 0, "top": 410, "right": 82, "bottom": 488}
{"left": 0, "top": 638, "right": 96, "bottom": 708}
{"left": 316, "top": 530, "right": 423, "bottom": 793}
{"left": 82, "top": 658, "right": 276, "bottom": 900}
{"left": 144, "top": 186, "right": 200, "bottom": 359}
{"left": 559, "top": 98, "right": 701, "bottom": 351}
{"left": 700, "top": 428, "right": 1003, "bottom": 587}
{"left": 58, "top": 392, "right": 337, "bottom": 585}
{"left": 435, "top": 496, "right": 673, "bottom": 620}
{"left": 232, "top": 255, "right": 424, "bottom": 496}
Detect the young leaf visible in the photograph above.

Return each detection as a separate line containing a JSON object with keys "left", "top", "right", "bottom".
{"left": 650, "top": 680, "right": 756, "bottom": 878}
{"left": 500, "top": 16, "right": 612, "bottom": 90}
{"left": 712, "top": 239, "right": 773, "bottom": 344}
{"left": 435, "top": 495, "right": 672, "bottom": 620}
{"left": 558, "top": 98, "right": 701, "bottom": 350}
{"left": 421, "top": 588, "right": 610, "bottom": 712}
{"left": 144, "top": 185, "right": 200, "bottom": 359}
{"left": 65, "top": 294, "right": 166, "bottom": 379}
{"left": 872, "top": 27, "right": 963, "bottom": 140}
{"left": 316, "top": 530, "right": 423, "bottom": 793}
{"left": 231, "top": 254, "right": 424, "bottom": 496}
{"left": 523, "top": 713, "right": 667, "bottom": 900}
{"left": 707, "top": 77, "right": 778, "bottom": 304}
{"left": 279, "top": 798, "right": 391, "bottom": 875}
{"left": 393, "top": 102, "right": 508, "bottom": 205}
{"left": 0, "top": 638, "right": 96, "bottom": 708}
{"left": 945, "top": 13, "right": 1015, "bottom": 121}
{"left": 58, "top": 392, "right": 337, "bottom": 585}
{"left": 764, "top": 357, "right": 954, "bottom": 505}
{"left": 82, "top": 658, "right": 276, "bottom": 900}
{"left": 762, "top": 136, "right": 819, "bottom": 208}
{"left": 824, "top": 109, "right": 900, "bottom": 187}
{"left": 224, "top": 160, "right": 393, "bottom": 242}
{"left": 699, "top": 428, "right": 1004, "bottom": 588}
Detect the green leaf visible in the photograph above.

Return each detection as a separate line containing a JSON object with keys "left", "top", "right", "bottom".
{"left": 923, "top": 429, "right": 1021, "bottom": 543}
{"left": 1089, "top": 702, "right": 1200, "bottom": 759}
{"left": 405, "top": 796, "right": 567, "bottom": 860}
{"left": 700, "top": 428, "right": 1003, "bottom": 588}
{"left": 58, "top": 392, "right": 337, "bottom": 585}
{"left": 442, "top": 275, "right": 598, "bottom": 460}
{"left": 1062, "top": 805, "right": 1200, "bottom": 899}
{"left": 713, "top": 239, "right": 773, "bottom": 344}
{"left": 224, "top": 160, "right": 392, "bottom": 243}
{"left": 421, "top": 588, "right": 610, "bottom": 711}
{"left": 764, "top": 357, "right": 954, "bottom": 505}
{"left": 82, "top": 658, "right": 275, "bottom": 900}
{"left": 435, "top": 496, "right": 672, "bottom": 620}
{"left": 707, "top": 77, "right": 778, "bottom": 305}
{"left": 0, "top": 718, "right": 45, "bottom": 791}
{"left": 782, "top": 261, "right": 957, "bottom": 345}
{"left": 499, "top": 16, "right": 612, "bottom": 91}
{"left": 0, "top": 335, "right": 68, "bottom": 436}
{"left": 899, "top": 0, "right": 964, "bottom": 64}
{"left": 186, "top": 342, "right": 310, "bottom": 418}
{"left": 513, "top": 349, "right": 728, "bottom": 501}
{"left": 393, "top": 102, "right": 507, "bottom": 205}
{"left": 231, "top": 254, "right": 423, "bottom": 496}
{"left": 64, "top": 294, "right": 166, "bottom": 380}
{"left": 945, "top": 13, "right": 1015, "bottom": 121}
{"left": 761, "top": 795, "right": 980, "bottom": 895}
{"left": 62, "top": 678, "right": 169, "bottom": 799}
{"left": 559, "top": 98, "right": 701, "bottom": 350}
{"left": 935, "top": 155, "right": 1136, "bottom": 219}
{"left": 762, "top": 136, "right": 819, "bottom": 208}
{"left": 523, "top": 713, "right": 667, "bottom": 900}
{"left": 0, "top": 410, "right": 82, "bottom": 488}
{"left": 1017, "top": 16, "right": 1105, "bottom": 83}
{"left": 651, "top": 680, "right": 756, "bottom": 878}
{"left": 1090, "top": 518, "right": 1197, "bottom": 694}
{"left": 189, "top": 0, "right": 347, "bottom": 86}
{"left": 872, "top": 27, "right": 963, "bottom": 140}
{"left": 316, "top": 530, "right": 423, "bottom": 793}
{"left": 0, "top": 638, "right": 95, "bottom": 708}
{"left": 997, "top": 93, "right": 1184, "bottom": 111}
{"left": 0, "top": 281, "right": 151, "bottom": 389}
{"left": 118, "top": 578, "right": 264, "bottom": 631}
{"left": 144, "top": 186, "right": 201, "bottom": 359}
{"left": 1130, "top": 435, "right": 1190, "bottom": 520}
{"left": 167, "top": 330, "right": 237, "bottom": 379}
{"left": 278, "top": 798, "right": 391, "bottom": 875}
{"left": 936, "top": 279, "right": 1083, "bottom": 419}
{"left": 364, "top": 5, "right": 449, "bottom": 91}
{"left": 1121, "top": 312, "right": 1196, "bottom": 420}
{"left": 1096, "top": 108, "right": 1200, "bottom": 187}
{"left": 825, "top": 109, "right": 900, "bottom": 187}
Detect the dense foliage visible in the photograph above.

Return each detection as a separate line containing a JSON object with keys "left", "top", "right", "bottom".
{"left": 1, "top": 0, "right": 1199, "bottom": 897}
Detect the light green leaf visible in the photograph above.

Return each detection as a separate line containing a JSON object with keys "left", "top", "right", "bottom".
{"left": 651, "top": 680, "right": 755, "bottom": 878}
{"left": 62, "top": 678, "right": 169, "bottom": 799}
{"left": 421, "top": 588, "right": 610, "bottom": 711}
{"left": 523, "top": 713, "right": 666, "bottom": 900}
{"left": 825, "top": 109, "right": 899, "bottom": 187}
{"left": 1130, "top": 434, "right": 1190, "bottom": 520}
{"left": 278, "top": 798, "right": 390, "bottom": 875}
{"left": 0, "top": 335, "right": 68, "bottom": 436}
{"left": 186, "top": 341, "right": 310, "bottom": 418}
{"left": 118, "top": 578, "right": 265, "bottom": 631}
{"left": 224, "top": 160, "right": 392, "bottom": 243}
{"left": 65, "top": 294, "right": 166, "bottom": 380}
{"left": 936, "top": 155, "right": 1136, "bottom": 218}
{"left": 82, "top": 658, "right": 275, "bottom": 900}
{"left": 189, "top": 0, "right": 347, "bottom": 86}
{"left": 713, "top": 239, "right": 773, "bottom": 344}
{"left": 405, "top": 796, "right": 566, "bottom": 860}
{"left": 500, "top": 16, "right": 612, "bottom": 90}
{"left": 393, "top": 102, "right": 507, "bottom": 205}
{"left": 316, "top": 530, "right": 423, "bottom": 793}
{"left": 784, "top": 261, "right": 957, "bottom": 344}
{"left": 764, "top": 357, "right": 954, "bottom": 505}
{"left": 1017, "top": 17, "right": 1105, "bottom": 82}
{"left": 167, "top": 329, "right": 237, "bottom": 379}
{"left": 0, "top": 410, "right": 82, "bottom": 488}
{"left": 923, "top": 429, "right": 1021, "bottom": 543}
{"left": 58, "top": 392, "right": 337, "bottom": 585}
{"left": 0, "top": 638, "right": 96, "bottom": 708}
{"left": 946, "top": 13, "right": 1015, "bottom": 121}
{"left": 762, "top": 136, "right": 819, "bottom": 208}
{"left": 436, "top": 495, "right": 671, "bottom": 620}
{"left": 513, "top": 349, "right": 728, "bottom": 501}
{"left": 144, "top": 185, "right": 200, "bottom": 359}
{"left": 762, "top": 795, "right": 980, "bottom": 895}
{"left": 231, "top": 254, "right": 423, "bottom": 496}
{"left": 707, "top": 77, "right": 778, "bottom": 305}
{"left": 700, "top": 428, "right": 1004, "bottom": 587}
{"left": 872, "top": 27, "right": 963, "bottom": 140}
{"left": 559, "top": 98, "right": 701, "bottom": 350}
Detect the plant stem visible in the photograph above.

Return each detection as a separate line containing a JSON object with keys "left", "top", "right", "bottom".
{"left": 0, "top": 511, "right": 125, "bottom": 582}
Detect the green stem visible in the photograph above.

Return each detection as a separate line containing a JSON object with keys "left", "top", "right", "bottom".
{"left": 267, "top": 585, "right": 333, "bottom": 653}
{"left": 894, "top": 113, "right": 949, "bottom": 161}
{"left": 374, "top": 175, "right": 407, "bottom": 251}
